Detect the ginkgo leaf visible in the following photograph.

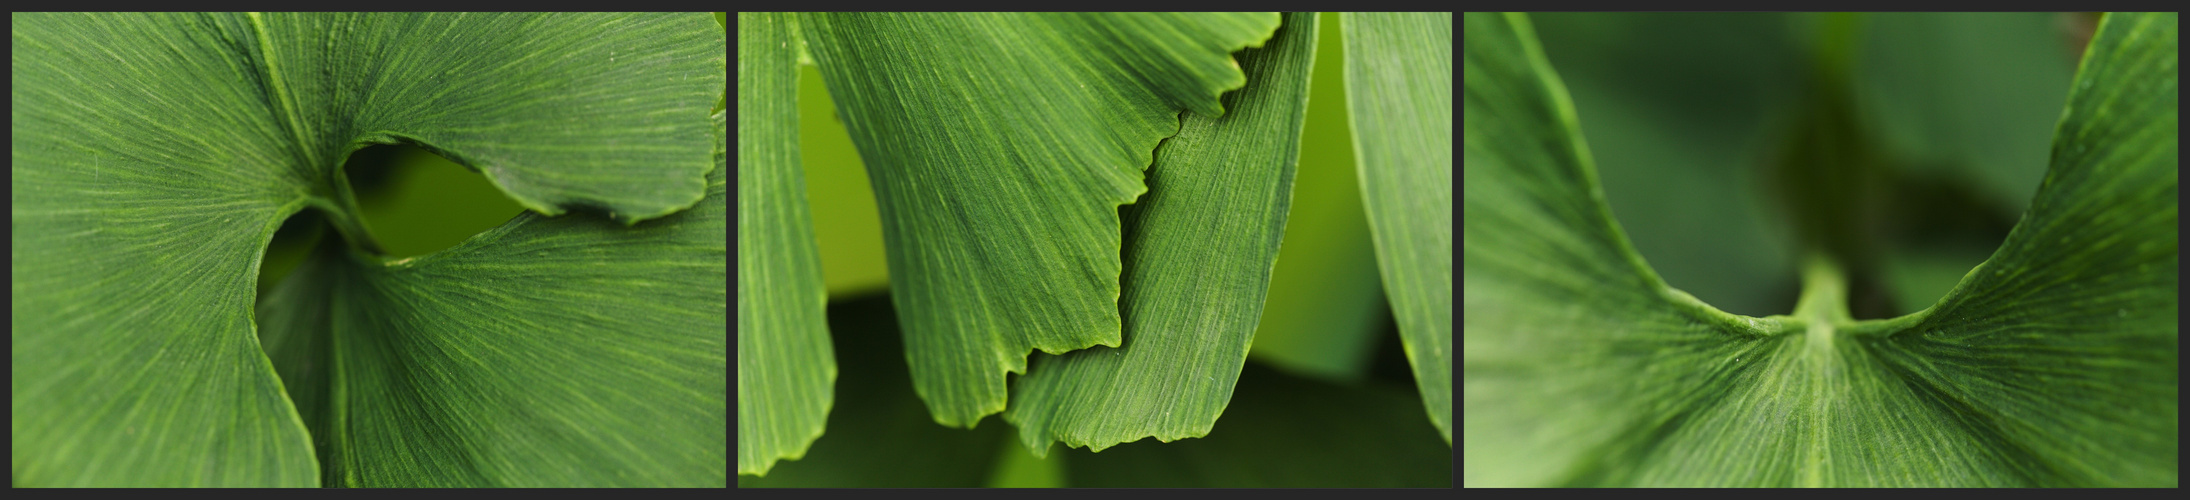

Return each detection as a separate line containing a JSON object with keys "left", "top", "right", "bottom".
{"left": 1003, "top": 11, "right": 1318, "bottom": 456}
{"left": 11, "top": 12, "right": 723, "bottom": 487}
{"left": 1342, "top": 11, "right": 1453, "bottom": 445}
{"left": 1461, "top": 11, "right": 2176, "bottom": 487}
{"left": 737, "top": 11, "right": 835, "bottom": 478}
{"left": 797, "top": 12, "right": 1281, "bottom": 428}
{"left": 257, "top": 111, "right": 728, "bottom": 487}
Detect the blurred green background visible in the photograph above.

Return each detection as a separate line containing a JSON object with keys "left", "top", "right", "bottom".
{"left": 740, "top": 12, "right": 1449, "bottom": 487}
{"left": 1527, "top": 12, "right": 2090, "bottom": 318}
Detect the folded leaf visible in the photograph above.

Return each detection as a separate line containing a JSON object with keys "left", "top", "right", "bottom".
{"left": 736, "top": 11, "right": 836, "bottom": 478}
{"left": 1343, "top": 11, "right": 1453, "bottom": 445}
{"left": 797, "top": 12, "right": 1281, "bottom": 427}
{"left": 1003, "top": 11, "right": 1317, "bottom": 456}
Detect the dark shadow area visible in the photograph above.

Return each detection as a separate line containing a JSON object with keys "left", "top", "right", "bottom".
{"left": 256, "top": 209, "right": 326, "bottom": 302}
{"left": 340, "top": 144, "right": 528, "bottom": 261}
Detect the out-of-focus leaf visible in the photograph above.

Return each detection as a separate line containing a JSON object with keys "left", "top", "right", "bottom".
{"left": 1528, "top": 13, "right": 1805, "bottom": 318}
{"left": 737, "top": 12, "right": 835, "bottom": 478}
{"left": 798, "top": 12, "right": 1280, "bottom": 427}
{"left": 1463, "top": 11, "right": 2176, "bottom": 487}
{"left": 259, "top": 112, "right": 728, "bottom": 487}
{"left": 1858, "top": 13, "right": 2078, "bottom": 213}
{"left": 11, "top": 12, "right": 722, "bottom": 487}
{"left": 1246, "top": 11, "right": 1387, "bottom": 384}
{"left": 1003, "top": 11, "right": 1317, "bottom": 456}
{"left": 737, "top": 294, "right": 1014, "bottom": 488}
{"left": 1061, "top": 362, "right": 1452, "bottom": 487}
{"left": 1342, "top": 11, "right": 1452, "bottom": 445}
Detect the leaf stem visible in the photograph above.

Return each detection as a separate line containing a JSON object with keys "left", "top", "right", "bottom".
{"left": 1792, "top": 253, "right": 1853, "bottom": 327}
{"left": 304, "top": 193, "right": 385, "bottom": 257}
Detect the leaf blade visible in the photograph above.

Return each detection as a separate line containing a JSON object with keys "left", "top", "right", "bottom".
{"left": 1002, "top": 11, "right": 1319, "bottom": 456}
{"left": 736, "top": 11, "right": 836, "bottom": 478}
{"left": 1344, "top": 11, "right": 1454, "bottom": 444}
{"left": 1852, "top": 10, "right": 2178, "bottom": 487}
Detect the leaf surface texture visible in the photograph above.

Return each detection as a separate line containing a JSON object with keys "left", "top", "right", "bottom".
{"left": 1461, "top": 11, "right": 2177, "bottom": 487}
{"left": 797, "top": 12, "right": 1281, "bottom": 427}
{"left": 736, "top": 11, "right": 836, "bottom": 478}
{"left": 11, "top": 12, "right": 725, "bottom": 487}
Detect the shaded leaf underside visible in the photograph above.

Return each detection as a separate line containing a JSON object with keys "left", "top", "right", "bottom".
{"left": 1462, "top": 11, "right": 2176, "bottom": 487}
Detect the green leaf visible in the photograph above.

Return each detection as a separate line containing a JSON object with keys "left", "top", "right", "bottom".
{"left": 1002, "top": 11, "right": 1318, "bottom": 456}
{"left": 1462, "top": 11, "right": 2177, "bottom": 487}
{"left": 736, "top": 12, "right": 835, "bottom": 478}
{"left": 1342, "top": 11, "right": 1453, "bottom": 445}
{"left": 12, "top": 13, "right": 723, "bottom": 487}
{"left": 258, "top": 111, "right": 728, "bottom": 487}
{"left": 797, "top": 12, "right": 1281, "bottom": 427}
{"left": 1839, "top": 11, "right": 2177, "bottom": 487}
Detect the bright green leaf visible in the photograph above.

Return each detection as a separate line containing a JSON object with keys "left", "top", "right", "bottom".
{"left": 737, "top": 12, "right": 835, "bottom": 478}
{"left": 1342, "top": 11, "right": 1453, "bottom": 445}
{"left": 12, "top": 13, "right": 724, "bottom": 487}
{"left": 1003, "top": 11, "right": 1318, "bottom": 456}
{"left": 797, "top": 12, "right": 1281, "bottom": 428}
{"left": 1462, "top": 11, "right": 2177, "bottom": 487}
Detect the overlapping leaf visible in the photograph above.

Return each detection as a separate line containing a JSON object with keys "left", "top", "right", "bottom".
{"left": 1462, "top": 11, "right": 2177, "bottom": 487}
{"left": 1003, "top": 11, "right": 1318, "bottom": 456}
{"left": 11, "top": 13, "right": 724, "bottom": 487}
{"left": 736, "top": 11, "right": 835, "bottom": 478}
{"left": 797, "top": 12, "right": 1281, "bottom": 427}
{"left": 259, "top": 111, "right": 727, "bottom": 487}
{"left": 1343, "top": 11, "right": 1453, "bottom": 445}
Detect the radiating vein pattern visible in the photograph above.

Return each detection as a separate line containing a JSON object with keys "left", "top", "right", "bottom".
{"left": 1003, "top": 11, "right": 1318, "bottom": 457}
{"left": 798, "top": 12, "right": 1281, "bottom": 427}
{"left": 1855, "top": 11, "right": 2178, "bottom": 487}
{"left": 736, "top": 11, "right": 836, "bottom": 478}
{"left": 1463, "top": 12, "right": 2176, "bottom": 487}
{"left": 261, "top": 113, "right": 729, "bottom": 487}
{"left": 13, "top": 13, "right": 726, "bottom": 487}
